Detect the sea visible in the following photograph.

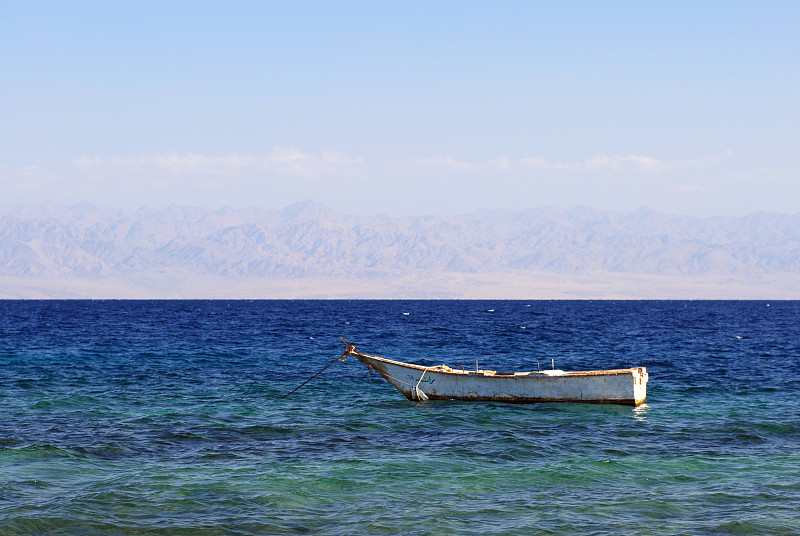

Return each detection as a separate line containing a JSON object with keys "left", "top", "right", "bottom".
{"left": 1, "top": 300, "right": 799, "bottom": 535}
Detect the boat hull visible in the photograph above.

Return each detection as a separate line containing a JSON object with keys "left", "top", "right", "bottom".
{"left": 348, "top": 347, "right": 648, "bottom": 406}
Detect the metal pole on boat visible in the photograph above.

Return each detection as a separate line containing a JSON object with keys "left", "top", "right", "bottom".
{"left": 552, "top": 358, "right": 554, "bottom": 370}
{"left": 475, "top": 359, "right": 478, "bottom": 372}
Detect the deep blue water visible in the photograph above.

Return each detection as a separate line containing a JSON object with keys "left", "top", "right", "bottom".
{"left": 1, "top": 300, "right": 799, "bottom": 535}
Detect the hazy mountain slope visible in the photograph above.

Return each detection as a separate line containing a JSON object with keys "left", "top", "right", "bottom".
{"left": 2, "top": 202, "right": 800, "bottom": 284}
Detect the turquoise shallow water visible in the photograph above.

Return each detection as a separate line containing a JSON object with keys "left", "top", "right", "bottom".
{"left": 2, "top": 300, "right": 799, "bottom": 535}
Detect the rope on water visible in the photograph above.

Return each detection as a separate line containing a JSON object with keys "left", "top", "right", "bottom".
{"left": 282, "top": 349, "right": 350, "bottom": 399}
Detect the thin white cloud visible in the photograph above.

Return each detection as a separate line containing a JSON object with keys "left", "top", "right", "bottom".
{"left": 74, "top": 155, "right": 149, "bottom": 170}
{"left": 409, "top": 156, "right": 477, "bottom": 171}
{"left": 1, "top": 163, "right": 47, "bottom": 193}
{"left": 487, "top": 157, "right": 511, "bottom": 170}
{"left": 73, "top": 147, "right": 364, "bottom": 178}
{"left": 488, "top": 156, "right": 548, "bottom": 170}
{"left": 582, "top": 154, "right": 666, "bottom": 171}
{"left": 321, "top": 150, "right": 363, "bottom": 167}
{"left": 266, "top": 147, "right": 363, "bottom": 177}
{"left": 267, "top": 146, "right": 312, "bottom": 175}
{"left": 518, "top": 157, "right": 548, "bottom": 168}
{"left": 152, "top": 152, "right": 256, "bottom": 174}
{"left": 668, "top": 184, "right": 709, "bottom": 194}
{"left": 414, "top": 154, "right": 666, "bottom": 172}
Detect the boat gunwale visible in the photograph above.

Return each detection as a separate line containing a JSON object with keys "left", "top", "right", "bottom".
{"left": 348, "top": 348, "right": 645, "bottom": 378}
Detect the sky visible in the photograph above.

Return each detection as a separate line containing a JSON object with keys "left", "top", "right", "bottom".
{"left": 2, "top": 1, "right": 798, "bottom": 217}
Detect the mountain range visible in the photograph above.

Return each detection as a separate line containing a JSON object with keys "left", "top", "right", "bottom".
{"left": 1, "top": 201, "right": 799, "bottom": 298}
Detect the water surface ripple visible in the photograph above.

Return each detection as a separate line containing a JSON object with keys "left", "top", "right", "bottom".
{"left": 1, "top": 300, "right": 799, "bottom": 535}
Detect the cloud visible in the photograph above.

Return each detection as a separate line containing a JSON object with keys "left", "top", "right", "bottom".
{"left": 1, "top": 163, "right": 50, "bottom": 194}
{"left": 265, "top": 147, "right": 363, "bottom": 177}
{"left": 667, "top": 184, "right": 709, "bottom": 194}
{"left": 413, "top": 154, "right": 665, "bottom": 172}
{"left": 487, "top": 157, "right": 511, "bottom": 170}
{"left": 488, "top": 156, "right": 547, "bottom": 170}
{"left": 152, "top": 152, "right": 256, "bottom": 174}
{"left": 74, "top": 150, "right": 676, "bottom": 181}
{"left": 409, "top": 156, "right": 477, "bottom": 171}
{"left": 582, "top": 155, "right": 666, "bottom": 171}
{"left": 267, "top": 146, "right": 312, "bottom": 175}
{"left": 74, "top": 155, "right": 149, "bottom": 170}
{"left": 73, "top": 147, "right": 364, "bottom": 178}
{"left": 518, "top": 157, "right": 548, "bottom": 168}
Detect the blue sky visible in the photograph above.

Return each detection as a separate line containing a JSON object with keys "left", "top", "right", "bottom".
{"left": 2, "top": 1, "right": 798, "bottom": 216}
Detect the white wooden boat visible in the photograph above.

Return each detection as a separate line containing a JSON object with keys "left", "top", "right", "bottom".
{"left": 342, "top": 339, "right": 648, "bottom": 406}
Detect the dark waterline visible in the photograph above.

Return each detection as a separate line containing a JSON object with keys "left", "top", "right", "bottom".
{"left": 2, "top": 300, "right": 799, "bottom": 535}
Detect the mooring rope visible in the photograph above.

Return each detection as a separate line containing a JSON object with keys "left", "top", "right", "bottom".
{"left": 298, "top": 338, "right": 436, "bottom": 402}
{"left": 364, "top": 360, "right": 432, "bottom": 401}
{"left": 413, "top": 367, "right": 433, "bottom": 401}
{"left": 282, "top": 349, "right": 350, "bottom": 399}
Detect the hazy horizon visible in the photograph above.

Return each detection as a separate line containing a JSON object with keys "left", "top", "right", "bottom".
{"left": 2, "top": 201, "right": 799, "bottom": 299}
{"left": 3, "top": 199, "right": 800, "bottom": 221}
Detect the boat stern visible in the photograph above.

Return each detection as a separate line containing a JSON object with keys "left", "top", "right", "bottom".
{"left": 632, "top": 367, "right": 648, "bottom": 406}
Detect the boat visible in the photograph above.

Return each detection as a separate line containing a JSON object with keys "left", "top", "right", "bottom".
{"left": 341, "top": 339, "right": 648, "bottom": 406}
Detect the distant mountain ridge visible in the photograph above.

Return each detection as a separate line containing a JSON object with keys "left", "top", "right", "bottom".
{"left": 1, "top": 201, "right": 799, "bottom": 298}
